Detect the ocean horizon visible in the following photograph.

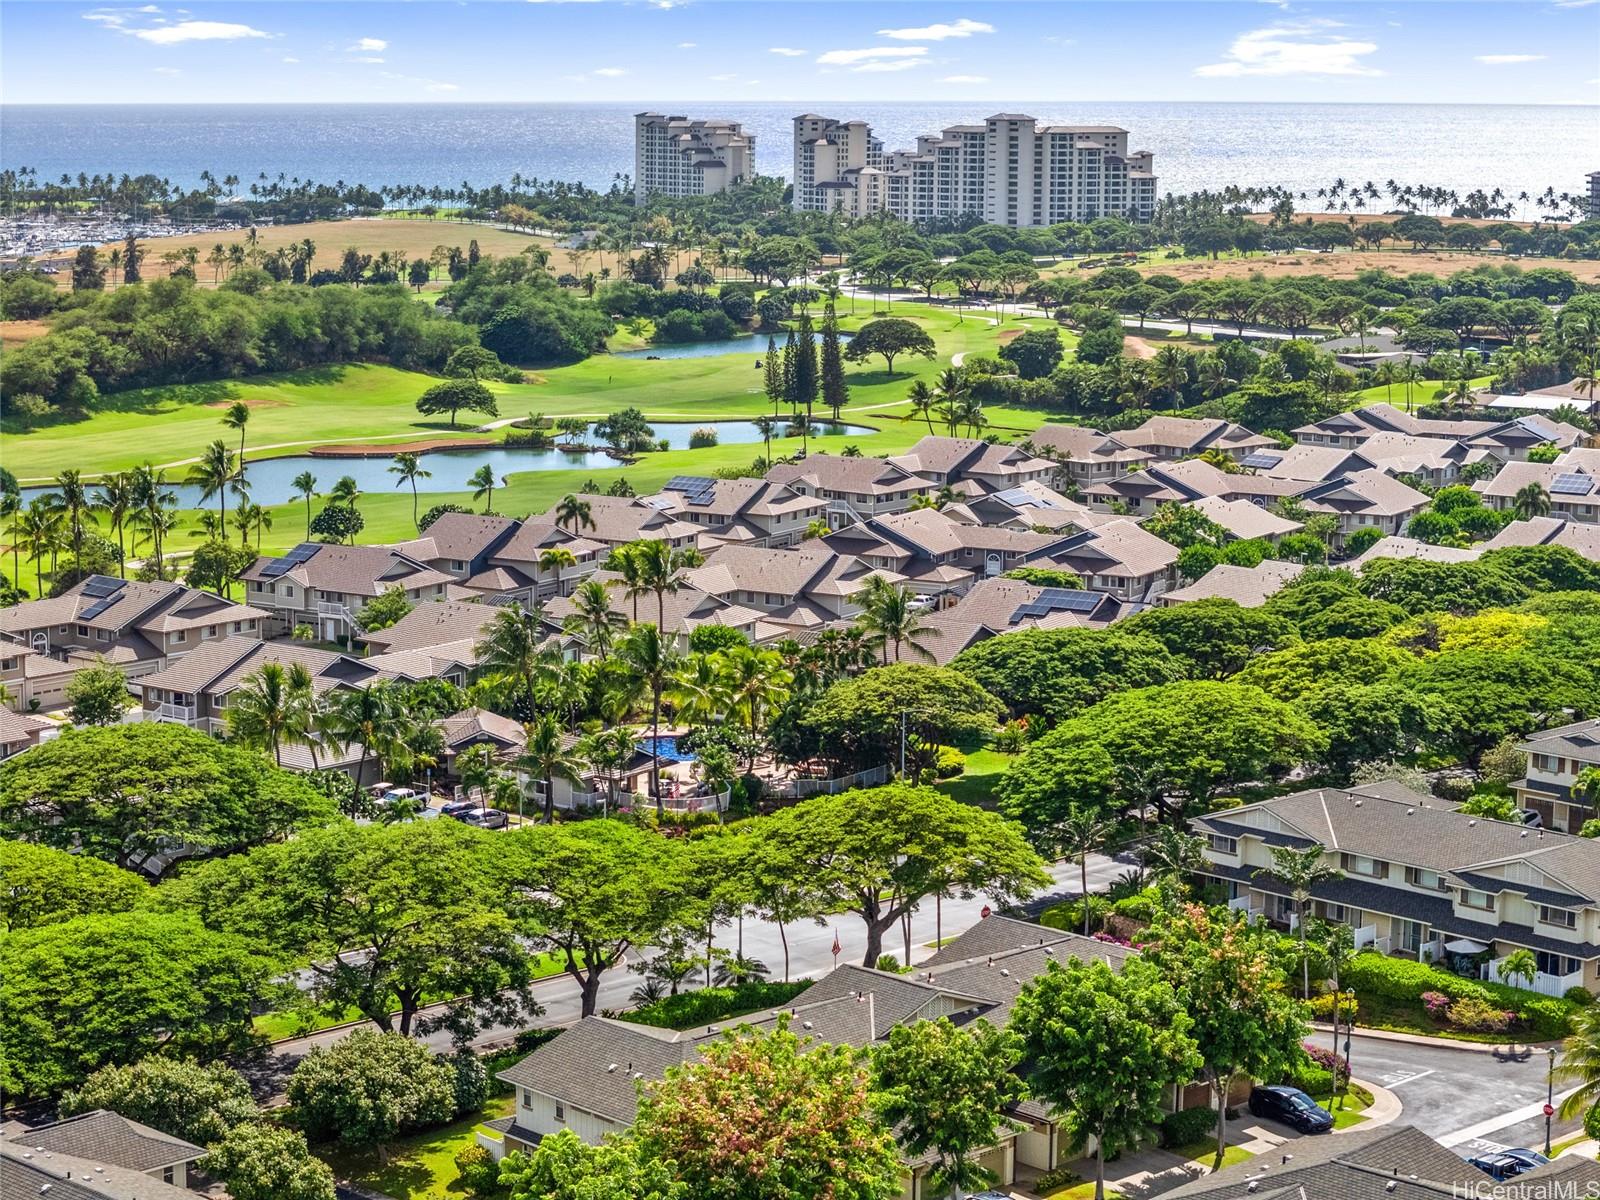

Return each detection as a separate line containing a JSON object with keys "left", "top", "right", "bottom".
{"left": 4, "top": 100, "right": 1596, "bottom": 207}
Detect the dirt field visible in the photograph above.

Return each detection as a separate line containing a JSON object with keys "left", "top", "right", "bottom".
{"left": 1128, "top": 249, "right": 1600, "bottom": 285}
{"left": 87, "top": 217, "right": 585, "bottom": 284}
{"left": 0, "top": 319, "right": 51, "bottom": 349}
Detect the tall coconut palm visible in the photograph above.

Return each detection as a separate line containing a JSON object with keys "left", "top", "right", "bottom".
{"left": 221, "top": 401, "right": 251, "bottom": 486}
{"left": 1513, "top": 482, "right": 1552, "bottom": 522}
{"left": 605, "top": 543, "right": 650, "bottom": 623}
{"left": 468, "top": 464, "right": 500, "bottom": 514}
{"left": 1141, "top": 826, "right": 1207, "bottom": 889}
{"left": 577, "top": 724, "right": 638, "bottom": 811}
{"left": 1554, "top": 1006, "right": 1600, "bottom": 1128}
{"left": 520, "top": 711, "right": 583, "bottom": 824}
{"left": 562, "top": 578, "right": 625, "bottom": 661}
{"left": 855, "top": 575, "right": 937, "bottom": 664}
{"left": 1, "top": 491, "right": 23, "bottom": 591}
{"left": 1196, "top": 355, "right": 1237, "bottom": 400}
{"left": 93, "top": 472, "right": 136, "bottom": 578}
{"left": 721, "top": 644, "right": 793, "bottom": 772}
{"left": 292, "top": 471, "right": 318, "bottom": 540}
{"left": 1255, "top": 842, "right": 1342, "bottom": 997}
{"left": 932, "top": 368, "right": 970, "bottom": 437}
{"left": 554, "top": 493, "right": 594, "bottom": 535}
{"left": 14, "top": 501, "right": 66, "bottom": 596}
{"left": 906, "top": 379, "right": 936, "bottom": 432}
{"left": 325, "top": 683, "right": 407, "bottom": 790}
{"left": 1053, "top": 811, "right": 1117, "bottom": 935}
{"left": 478, "top": 603, "right": 548, "bottom": 716}
{"left": 752, "top": 414, "right": 777, "bottom": 467}
{"left": 187, "top": 440, "right": 237, "bottom": 536}
{"left": 537, "top": 546, "right": 577, "bottom": 602}
{"left": 228, "top": 661, "right": 301, "bottom": 765}
{"left": 633, "top": 537, "right": 703, "bottom": 632}
{"left": 615, "top": 622, "right": 679, "bottom": 815}
{"left": 50, "top": 469, "right": 95, "bottom": 570}
{"left": 388, "top": 452, "right": 432, "bottom": 531}
{"left": 669, "top": 651, "right": 733, "bottom": 726}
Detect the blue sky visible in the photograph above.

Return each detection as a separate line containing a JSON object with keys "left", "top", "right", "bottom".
{"left": 3, "top": 0, "right": 1597, "bottom": 106}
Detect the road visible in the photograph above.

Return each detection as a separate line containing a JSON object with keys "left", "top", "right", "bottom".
{"left": 247, "top": 850, "right": 1575, "bottom": 1159}
{"left": 245, "top": 852, "right": 1122, "bottom": 1098}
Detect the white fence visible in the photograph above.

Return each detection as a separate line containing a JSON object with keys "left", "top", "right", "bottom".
{"left": 778, "top": 764, "right": 891, "bottom": 799}
{"left": 1482, "top": 955, "right": 1586, "bottom": 998}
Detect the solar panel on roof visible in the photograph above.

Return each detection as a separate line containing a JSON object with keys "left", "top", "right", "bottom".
{"left": 80, "top": 575, "right": 126, "bottom": 598}
{"left": 1242, "top": 452, "right": 1284, "bottom": 469}
{"left": 259, "top": 558, "right": 293, "bottom": 578}
{"left": 284, "top": 543, "right": 321, "bottom": 563}
{"left": 1550, "top": 473, "right": 1595, "bottom": 496}
{"left": 664, "top": 475, "right": 716, "bottom": 496}
{"left": 80, "top": 592, "right": 125, "bottom": 620}
{"left": 1010, "top": 588, "right": 1104, "bottom": 621}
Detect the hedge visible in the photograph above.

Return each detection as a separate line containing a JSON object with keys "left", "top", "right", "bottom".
{"left": 1160, "top": 1105, "right": 1218, "bottom": 1149}
{"left": 620, "top": 981, "right": 813, "bottom": 1032}
{"left": 1342, "top": 950, "right": 1577, "bottom": 1039}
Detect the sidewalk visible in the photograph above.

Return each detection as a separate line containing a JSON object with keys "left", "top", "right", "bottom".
{"left": 1310, "top": 1021, "right": 1561, "bottom": 1056}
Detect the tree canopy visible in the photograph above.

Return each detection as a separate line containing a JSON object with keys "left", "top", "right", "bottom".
{"left": 951, "top": 628, "right": 1183, "bottom": 725}
{"left": 842, "top": 317, "right": 937, "bottom": 375}
{"left": 61, "top": 1057, "right": 260, "bottom": 1147}
{"left": 287, "top": 1030, "right": 456, "bottom": 1154}
{"left": 0, "top": 841, "right": 146, "bottom": 930}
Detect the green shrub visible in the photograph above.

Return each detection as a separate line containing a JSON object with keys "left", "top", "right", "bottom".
{"left": 1161, "top": 1106, "right": 1218, "bottom": 1149}
{"left": 1040, "top": 895, "right": 1109, "bottom": 934}
{"left": 1308, "top": 992, "right": 1358, "bottom": 1022}
{"left": 1447, "top": 995, "right": 1513, "bottom": 1032}
{"left": 934, "top": 746, "right": 967, "bottom": 779}
{"left": 1567, "top": 987, "right": 1595, "bottom": 1007}
{"left": 621, "top": 981, "right": 812, "bottom": 1031}
{"left": 1343, "top": 951, "right": 1576, "bottom": 1038}
{"left": 1033, "top": 1166, "right": 1083, "bottom": 1193}
{"left": 1110, "top": 888, "right": 1162, "bottom": 924}
{"left": 1288, "top": 1065, "right": 1334, "bottom": 1097}
{"left": 688, "top": 427, "right": 719, "bottom": 449}
{"left": 453, "top": 1144, "right": 503, "bottom": 1198}
{"left": 876, "top": 954, "right": 910, "bottom": 974}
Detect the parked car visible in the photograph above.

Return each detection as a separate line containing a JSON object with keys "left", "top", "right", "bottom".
{"left": 1519, "top": 808, "right": 1544, "bottom": 828}
{"left": 1468, "top": 1149, "right": 1548, "bottom": 1180}
{"left": 438, "top": 797, "right": 479, "bottom": 818}
{"left": 1247, "top": 1085, "right": 1333, "bottom": 1133}
{"left": 455, "top": 808, "right": 509, "bottom": 830}
{"left": 378, "top": 787, "right": 425, "bottom": 805}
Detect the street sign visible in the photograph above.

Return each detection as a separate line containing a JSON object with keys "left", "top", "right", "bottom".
{"left": 980, "top": 905, "right": 992, "bottom": 919}
{"left": 1544, "top": 1103, "right": 1556, "bottom": 1117}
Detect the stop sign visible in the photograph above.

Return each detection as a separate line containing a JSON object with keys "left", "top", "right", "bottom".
{"left": 1544, "top": 1103, "right": 1556, "bottom": 1117}
{"left": 980, "top": 905, "right": 992, "bottom": 919}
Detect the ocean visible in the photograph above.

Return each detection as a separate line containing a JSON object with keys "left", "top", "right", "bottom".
{"left": 3, "top": 101, "right": 1596, "bottom": 207}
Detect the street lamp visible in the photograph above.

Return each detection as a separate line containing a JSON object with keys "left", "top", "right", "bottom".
{"left": 1546, "top": 1045, "right": 1559, "bottom": 1156}
{"left": 1340, "top": 989, "right": 1356, "bottom": 1111}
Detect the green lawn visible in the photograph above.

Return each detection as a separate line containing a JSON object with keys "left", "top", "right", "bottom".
{"left": 1046, "top": 1184, "right": 1124, "bottom": 1200}
{"left": 318, "top": 1096, "right": 513, "bottom": 1200}
{"left": 1172, "top": 1141, "right": 1256, "bottom": 1170}
{"left": 934, "top": 748, "right": 1018, "bottom": 808}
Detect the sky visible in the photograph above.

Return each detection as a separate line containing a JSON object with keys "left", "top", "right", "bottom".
{"left": 1, "top": 0, "right": 1597, "bottom": 107}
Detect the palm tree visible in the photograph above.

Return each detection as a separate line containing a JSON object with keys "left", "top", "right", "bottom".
{"left": 188, "top": 440, "right": 237, "bottom": 536}
{"left": 906, "top": 379, "right": 936, "bottom": 432}
{"left": 238, "top": 502, "right": 272, "bottom": 550}
{"left": 752, "top": 415, "right": 777, "bottom": 467}
{"left": 721, "top": 644, "right": 793, "bottom": 772}
{"left": 931, "top": 368, "right": 971, "bottom": 437}
{"left": 1150, "top": 345, "right": 1191, "bottom": 407}
{"left": 93, "top": 472, "right": 136, "bottom": 578}
{"left": 606, "top": 544, "right": 650, "bottom": 624}
{"left": 221, "top": 401, "right": 251, "bottom": 487}
{"left": 554, "top": 493, "right": 594, "bottom": 535}
{"left": 1513, "top": 482, "right": 1552, "bottom": 522}
{"left": 1447, "top": 378, "right": 1476, "bottom": 415}
{"left": 562, "top": 578, "right": 625, "bottom": 661}
{"left": 1255, "top": 843, "right": 1342, "bottom": 997}
{"left": 519, "top": 711, "right": 583, "bottom": 824}
{"left": 669, "top": 652, "right": 733, "bottom": 726}
{"left": 1052, "top": 811, "right": 1117, "bottom": 935}
{"left": 577, "top": 724, "right": 638, "bottom": 812}
{"left": 228, "top": 662, "right": 301, "bottom": 765}
{"left": 856, "top": 575, "right": 937, "bottom": 664}
{"left": 389, "top": 452, "right": 431, "bottom": 531}
{"left": 1140, "top": 826, "right": 1207, "bottom": 889}
{"left": 50, "top": 469, "right": 94, "bottom": 570}
{"left": 14, "top": 501, "right": 65, "bottom": 596}
{"left": 325, "top": 683, "right": 408, "bottom": 790}
{"left": 1, "top": 491, "right": 22, "bottom": 591}
{"left": 634, "top": 538, "right": 703, "bottom": 632}
{"left": 1196, "top": 356, "right": 1237, "bottom": 401}
{"left": 616, "top": 622, "right": 679, "bottom": 816}
{"left": 1554, "top": 1006, "right": 1600, "bottom": 1129}
{"left": 292, "top": 471, "right": 318, "bottom": 540}
{"left": 468, "top": 464, "right": 500, "bottom": 513}
{"left": 537, "top": 546, "right": 577, "bottom": 602}
{"left": 478, "top": 603, "right": 549, "bottom": 715}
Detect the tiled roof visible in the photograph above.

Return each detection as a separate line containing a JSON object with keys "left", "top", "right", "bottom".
{"left": 0, "top": 706, "right": 53, "bottom": 747}
{"left": 1352, "top": 537, "right": 1482, "bottom": 567}
{"left": 1483, "top": 517, "right": 1600, "bottom": 563}
{"left": 1519, "top": 718, "right": 1600, "bottom": 766}
{"left": 1026, "top": 423, "right": 1150, "bottom": 464}
{"left": 394, "top": 512, "right": 518, "bottom": 564}
{"left": 135, "top": 635, "right": 385, "bottom": 698}
{"left": 1114, "top": 416, "right": 1274, "bottom": 455}
{"left": 1189, "top": 496, "right": 1302, "bottom": 541}
{"left": 21, "top": 1110, "right": 202, "bottom": 1173}
{"left": 360, "top": 598, "right": 498, "bottom": 656}
{"left": 1047, "top": 519, "right": 1179, "bottom": 580}
{"left": 2, "top": 1144, "right": 198, "bottom": 1200}
{"left": 241, "top": 543, "right": 453, "bottom": 597}
{"left": 1161, "top": 560, "right": 1302, "bottom": 608}
{"left": 767, "top": 454, "right": 933, "bottom": 496}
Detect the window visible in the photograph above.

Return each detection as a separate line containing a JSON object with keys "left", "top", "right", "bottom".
{"left": 1537, "top": 951, "right": 1581, "bottom": 977}
{"left": 521, "top": 1088, "right": 532, "bottom": 1108}
{"left": 1342, "top": 854, "right": 1386, "bottom": 879}
{"left": 172, "top": 630, "right": 187, "bottom": 643}
{"left": 1460, "top": 889, "right": 1494, "bottom": 911}
{"left": 1406, "top": 867, "right": 1445, "bottom": 891}
{"left": 163, "top": 1167, "right": 175, "bottom": 1184}
{"left": 77, "top": 624, "right": 90, "bottom": 636}
{"left": 1540, "top": 906, "right": 1578, "bottom": 929}
{"left": 555, "top": 1102, "right": 566, "bottom": 1122}
{"left": 1207, "top": 833, "right": 1238, "bottom": 855}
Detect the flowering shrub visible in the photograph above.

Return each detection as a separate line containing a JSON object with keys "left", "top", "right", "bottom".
{"left": 1421, "top": 991, "right": 1451, "bottom": 1019}
{"left": 1446, "top": 995, "right": 1514, "bottom": 1033}
{"left": 1092, "top": 931, "right": 1134, "bottom": 947}
{"left": 1301, "top": 1043, "right": 1349, "bottom": 1083}
{"left": 1308, "top": 992, "right": 1358, "bottom": 1021}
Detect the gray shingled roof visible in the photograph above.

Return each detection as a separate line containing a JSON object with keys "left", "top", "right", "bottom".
{"left": 2, "top": 1145, "right": 198, "bottom": 1200}
{"left": 20, "top": 1110, "right": 202, "bottom": 1172}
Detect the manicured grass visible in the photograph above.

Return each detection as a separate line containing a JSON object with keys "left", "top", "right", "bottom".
{"left": 1046, "top": 1184, "right": 1124, "bottom": 1200}
{"left": 934, "top": 748, "right": 1018, "bottom": 809}
{"left": 1172, "top": 1141, "right": 1256, "bottom": 1170}
{"left": 318, "top": 1096, "right": 513, "bottom": 1200}
{"left": 1549, "top": 1130, "right": 1590, "bottom": 1157}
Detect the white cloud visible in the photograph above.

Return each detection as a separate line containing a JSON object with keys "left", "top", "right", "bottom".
{"left": 677, "top": 41, "right": 696, "bottom": 48}
{"left": 853, "top": 58, "right": 927, "bottom": 72}
{"left": 282, "top": 55, "right": 299, "bottom": 63}
{"left": 426, "top": 81, "right": 459, "bottom": 92}
{"left": 592, "top": 66, "right": 628, "bottom": 76}
{"left": 1474, "top": 53, "right": 1547, "bottom": 64}
{"left": 941, "top": 74, "right": 989, "bottom": 83}
{"left": 152, "top": 65, "right": 180, "bottom": 74}
{"left": 131, "top": 19, "right": 271, "bottom": 43}
{"left": 349, "top": 37, "right": 387, "bottom": 52}
{"left": 768, "top": 46, "right": 806, "bottom": 56}
{"left": 352, "top": 56, "right": 385, "bottom": 63}
{"left": 709, "top": 72, "right": 738, "bottom": 81}
{"left": 1554, "top": 0, "right": 1598, "bottom": 8}
{"left": 878, "top": 18, "right": 993, "bottom": 40}
{"left": 816, "top": 45, "right": 926, "bottom": 66}
{"left": 1195, "top": 21, "right": 1380, "bottom": 77}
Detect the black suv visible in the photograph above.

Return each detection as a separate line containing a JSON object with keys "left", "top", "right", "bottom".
{"left": 1248, "top": 1085, "right": 1334, "bottom": 1133}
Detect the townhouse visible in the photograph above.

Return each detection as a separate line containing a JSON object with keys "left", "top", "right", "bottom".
{"left": 1477, "top": 448, "right": 1600, "bottom": 525}
{"left": 0, "top": 705, "right": 54, "bottom": 759}
{"left": 1082, "top": 458, "right": 1307, "bottom": 515}
{"left": 484, "top": 519, "right": 609, "bottom": 604}
{"left": 1110, "top": 415, "right": 1278, "bottom": 463}
{"left": 1042, "top": 519, "right": 1180, "bottom": 602}
{"left": 358, "top": 598, "right": 508, "bottom": 683}
{"left": 241, "top": 543, "right": 453, "bottom": 640}
{"left": 766, "top": 454, "right": 939, "bottom": 528}
{"left": 1482, "top": 514, "right": 1600, "bottom": 561}
{"left": 1292, "top": 403, "right": 1498, "bottom": 448}
{"left": 1024, "top": 423, "right": 1154, "bottom": 488}
{"left": 1294, "top": 469, "right": 1431, "bottom": 548}
{"left": 532, "top": 493, "right": 703, "bottom": 553}
{"left": 493, "top": 916, "right": 1136, "bottom": 1196}
{"left": 543, "top": 571, "right": 767, "bottom": 652}
{"left": 1515, "top": 719, "right": 1600, "bottom": 832}
{"left": 888, "top": 436, "right": 1056, "bottom": 493}
{"left": 393, "top": 513, "right": 520, "bottom": 587}
{"left": 18, "top": 1109, "right": 205, "bottom": 1190}
{"left": 135, "top": 634, "right": 392, "bottom": 738}
{"left": 640, "top": 475, "right": 829, "bottom": 549}
{"left": 0, "top": 576, "right": 268, "bottom": 694}
{"left": 956, "top": 480, "right": 1121, "bottom": 533}
{"left": 1187, "top": 495, "right": 1302, "bottom": 544}
{"left": 822, "top": 508, "right": 1071, "bottom": 602}
{"left": 1159, "top": 559, "right": 1303, "bottom": 608}
{"left": 1196, "top": 782, "right": 1600, "bottom": 997}
{"left": 679, "top": 544, "right": 901, "bottom": 631}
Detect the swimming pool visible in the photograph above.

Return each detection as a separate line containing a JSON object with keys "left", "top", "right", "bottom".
{"left": 637, "top": 735, "right": 697, "bottom": 763}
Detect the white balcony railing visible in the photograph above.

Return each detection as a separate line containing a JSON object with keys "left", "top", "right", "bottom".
{"left": 153, "top": 702, "right": 197, "bottom": 724}
{"left": 1353, "top": 923, "right": 1381, "bottom": 950}
{"left": 316, "top": 600, "right": 356, "bottom": 621}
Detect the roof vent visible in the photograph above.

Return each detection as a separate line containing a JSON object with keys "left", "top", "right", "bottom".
{"left": 999, "top": 968, "right": 1011, "bottom": 977}
{"left": 1281, "top": 1154, "right": 1293, "bottom": 1165}
{"left": 1386, "top": 1183, "right": 1397, "bottom": 1193}
{"left": 1044, "top": 947, "right": 1054, "bottom": 955}
{"left": 802, "top": 1021, "right": 814, "bottom": 1030}
{"left": 1407, "top": 808, "right": 1415, "bottom": 815}
{"left": 1521, "top": 830, "right": 1529, "bottom": 838}
{"left": 607, "top": 1063, "right": 618, "bottom": 1073}
{"left": 707, "top": 1024, "right": 719, "bottom": 1033}
{"left": 1246, "top": 1184, "right": 1258, "bottom": 1194}
{"left": 1469, "top": 819, "right": 1477, "bottom": 826}
{"left": 1354, "top": 800, "right": 1363, "bottom": 807}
